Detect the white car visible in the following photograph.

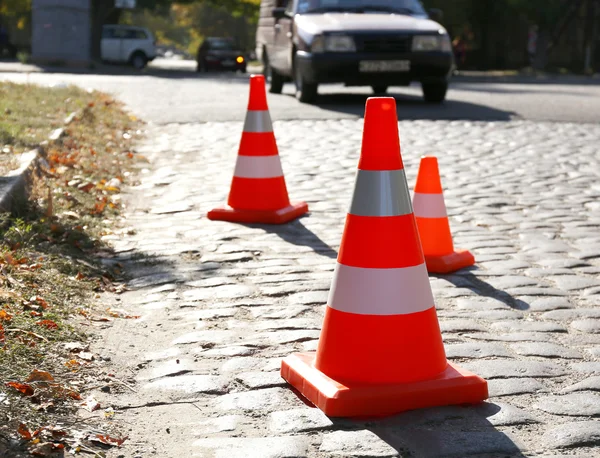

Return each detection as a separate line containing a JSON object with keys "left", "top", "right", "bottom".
{"left": 101, "top": 25, "right": 157, "bottom": 69}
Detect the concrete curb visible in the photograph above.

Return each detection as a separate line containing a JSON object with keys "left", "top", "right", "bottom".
{"left": 0, "top": 116, "right": 73, "bottom": 213}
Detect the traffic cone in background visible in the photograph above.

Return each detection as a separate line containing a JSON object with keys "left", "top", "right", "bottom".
{"left": 413, "top": 157, "right": 475, "bottom": 273}
{"left": 207, "top": 75, "right": 308, "bottom": 224}
{"left": 280, "top": 98, "right": 488, "bottom": 418}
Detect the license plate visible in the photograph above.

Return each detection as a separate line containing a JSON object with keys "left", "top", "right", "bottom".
{"left": 359, "top": 60, "right": 411, "bottom": 72}
{"left": 222, "top": 60, "right": 235, "bottom": 66}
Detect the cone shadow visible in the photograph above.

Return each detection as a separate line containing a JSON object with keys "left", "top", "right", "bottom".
{"left": 434, "top": 270, "right": 531, "bottom": 310}
{"left": 245, "top": 219, "right": 337, "bottom": 259}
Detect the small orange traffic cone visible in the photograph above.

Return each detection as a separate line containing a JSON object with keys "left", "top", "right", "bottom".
{"left": 281, "top": 98, "right": 488, "bottom": 418}
{"left": 207, "top": 75, "right": 308, "bottom": 224}
{"left": 413, "top": 156, "right": 475, "bottom": 273}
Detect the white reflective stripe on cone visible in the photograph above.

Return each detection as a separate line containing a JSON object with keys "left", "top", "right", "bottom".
{"left": 350, "top": 169, "right": 413, "bottom": 217}
{"left": 327, "top": 263, "right": 434, "bottom": 316}
{"left": 234, "top": 155, "right": 283, "bottom": 178}
{"left": 412, "top": 192, "right": 448, "bottom": 218}
{"left": 243, "top": 110, "right": 273, "bottom": 133}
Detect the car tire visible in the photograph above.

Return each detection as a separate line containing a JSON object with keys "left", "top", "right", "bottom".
{"left": 264, "top": 52, "right": 283, "bottom": 94}
{"left": 294, "top": 63, "right": 318, "bottom": 104}
{"left": 372, "top": 85, "right": 388, "bottom": 95}
{"left": 422, "top": 82, "right": 448, "bottom": 103}
{"left": 131, "top": 51, "right": 148, "bottom": 70}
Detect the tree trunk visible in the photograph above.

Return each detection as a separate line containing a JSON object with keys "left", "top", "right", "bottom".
{"left": 90, "top": 0, "right": 120, "bottom": 62}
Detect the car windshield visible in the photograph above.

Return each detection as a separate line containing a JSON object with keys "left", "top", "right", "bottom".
{"left": 208, "top": 39, "right": 236, "bottom": 50}
{"left": 300, "top": 0, "right": 426, "bottom": 16}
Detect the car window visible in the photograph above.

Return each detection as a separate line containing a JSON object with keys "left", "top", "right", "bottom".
{"left": 207, "top": 39, "right": 236, "bottom": 50}
{"left": 125, "top": 29, "right": 148, "bottom": 40}
{"left": 285, "top": 0, "right": 294, "bottom": 14}
{"left": 301, "top": 0, "right": 426, "bottom": 15}
{"left": 102, "top": 28, "right": 116, "bottom": 39}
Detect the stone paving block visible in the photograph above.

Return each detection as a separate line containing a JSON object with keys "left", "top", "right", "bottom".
{"left": 542, "top": 421, "right": 600, "bottom": 449}
{"left": 475, "top": 402, "right": 540, "bottom": 426}
{"left": 510, "top": 342, "right": 582, "bottom": 359}
{"left": 142, "top": 375, "right": 229, "bottom": 398}
{"left": 193, "top": 436, "right": 310, "bottom": 458}
{"left": 269, "top": 408, "right": 334, "bottom": 433}
{"left": 235, "top": 371, "right": 287, "bottom": 389}
{"left": 542, "top": 309, "right": 600, "bottom": 321}
{"left": 455, "top": 298, "right": 511, "bottom": 311}
{"left": 462, "top": 360, "right": 567, "bottom": 379}
{"left": 487, "top": 378, "right": 546, "bottom": 397}
{"left": 570, "top": 362, "right": 600, "bottom": 374}
{"left": 549, "top": 275, "right": 600, "bottom": 291}
{"left": 182, "top": 284, "right": 256, "bottom": 300}
{"left": 491, "top": 321, "right": 567, "bottom": 333}
{"left": 440, "top": 320, "right": 487, "bottom": 333}
{"left": 172, "top": 330, "right": 236, "bottom": 345}
{"left": 215, "top": 388, "right": 296, "bottom": 412}
{"left": 464, "top": 332, "right": 554, "bottom": 342}
{"left": 319, "top": 430, "right": 399, "bottom": 457}
{"left": 528, "top": 297, "right": 573, "bottom": 312}
{"left": 445, "top": 342, "right": 511, "bottom": 359}
{"left": 571, "top": 320, "right": 600, "bottom": 333}
{"left": 561, "top": 376, "right": 600, "bottom": 393}
{"left": 534, "top": 393, "right": 600, "bottom": 416}
{"left": 393, "top": 429, "right": 526, "bottom": 458}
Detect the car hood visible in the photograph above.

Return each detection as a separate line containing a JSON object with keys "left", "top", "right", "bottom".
{"left": 295, "top": 13, "right": 443, "bottom": 35}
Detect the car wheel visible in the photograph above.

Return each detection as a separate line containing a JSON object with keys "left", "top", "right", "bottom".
{"left": 131, "top": 52, "right": 147, "bottom": 70}
{"left": 294, "top": 63, "right": 318, "bottom": 104}
{"left": 263, "top": 53, "right": 283, "bottom": 94}
{"left": 372, "top": 85, "right": 388, "bottom": 95}
{"left": 422, "top": 82, "right": 448, "bottom": 103}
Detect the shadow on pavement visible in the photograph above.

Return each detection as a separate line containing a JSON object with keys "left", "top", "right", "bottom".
{"left": 246, "top": 218, "right": 338, "bottom": 259}
{"left": 361, "top": 402, "right": 528, "bottom": 457}
{"left": 299, "top": 91, "right": 517, "bottom": 121}
{"left": 437, "top": 270, "right": 530, "bottom": 310}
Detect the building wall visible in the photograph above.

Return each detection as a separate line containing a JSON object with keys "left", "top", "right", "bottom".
{"left": 31, "top": 0, "right": 91, "bottom": 66}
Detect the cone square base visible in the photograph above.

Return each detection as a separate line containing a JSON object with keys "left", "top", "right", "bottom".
{"left": 207, "top": 202, "right": 308, "bottom": 225}
{"left": 425, "top": 249, "right": 475, "bottom": 274}
{"left": 281, "top": 352, "right": 488, "bottom": 418}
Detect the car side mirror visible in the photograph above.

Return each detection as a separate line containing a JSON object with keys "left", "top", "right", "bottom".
{"left": 428, "top": 8, "right": 443, "bottom": 23}
{"left": 272, "top": 7, "right": 287, "bottom": 19}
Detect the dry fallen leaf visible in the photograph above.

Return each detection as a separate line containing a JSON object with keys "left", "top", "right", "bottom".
{"left": 26, "top": 370, "right": 55, "bottom": 383}
{"left": 36, "top": 320, "right": 58, "bottom": 330}
{"left": 0, "top": 310, "right": 11, "bottom": 321}
{"left": 6, "top": 381, "right": 34, "bottom": 396}
{"left": 91, "top": 434, "right": 127, "bottom": 447}
{"left": 18, "top": 423, "right": 32, "bottom": 440}
{"left": 81, "top": 396, "right": 101, "bottom": 412}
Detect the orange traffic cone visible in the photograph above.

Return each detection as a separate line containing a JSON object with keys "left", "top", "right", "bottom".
{"left": 281, "top": 98, "right": 488, "bottom": 418}
{"left": 413, "top": 156, "right": 475, "bottom": 273}
{"left": 207, "top": 75, "right": 308, "bottom": 224}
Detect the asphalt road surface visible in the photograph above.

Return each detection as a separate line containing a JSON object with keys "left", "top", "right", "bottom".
{"left": 1, "top": 66, "right": 600, "bottom": 124}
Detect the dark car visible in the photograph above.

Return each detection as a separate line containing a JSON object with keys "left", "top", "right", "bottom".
{"left": 196, "top": 37, "right": 247, "bottom": 73}
{"left": 256, "top": 0, "right": 454, "bottom": 103}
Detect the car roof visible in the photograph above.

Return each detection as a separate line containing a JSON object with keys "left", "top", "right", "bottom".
{"left": 103, "top": 24, "right": 149, "bottom": 32}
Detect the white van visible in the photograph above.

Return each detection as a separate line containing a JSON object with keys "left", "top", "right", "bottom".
{"left": 101, "top": 25, "right": 157, "bottom": 70}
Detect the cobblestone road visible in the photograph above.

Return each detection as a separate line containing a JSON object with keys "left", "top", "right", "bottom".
{"left": 97, "top": 119, "right": 600, "bottom": 458}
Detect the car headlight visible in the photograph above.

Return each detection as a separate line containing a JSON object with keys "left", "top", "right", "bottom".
{"left": 412, "top": 33, "right": 452, "bottom": 52}
{"left": 311, "top": 35, "right": 356, "bottom": 53}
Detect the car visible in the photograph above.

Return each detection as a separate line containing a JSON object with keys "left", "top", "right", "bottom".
{"left": 256, "top": 0, "right": 454, "bottom": 103}
{"left": 196, "top": 38, "right": 247, "bottom": 73}
{"left": 101, "top": 25, "right": 157, "bottom": 70}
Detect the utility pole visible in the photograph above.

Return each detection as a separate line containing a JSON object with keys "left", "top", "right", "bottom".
{"left": 583, "top": 0, "right": 599, "bottom": 74}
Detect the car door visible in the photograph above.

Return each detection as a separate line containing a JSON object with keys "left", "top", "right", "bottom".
{"left": 101, "top": 27, "right": 121, "bottom": 61}
{"left": 273, "top": 0, "right": 294, "bottom": 75}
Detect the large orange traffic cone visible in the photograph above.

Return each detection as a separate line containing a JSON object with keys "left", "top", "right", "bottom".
{"left": 413, "top": 156, "right": 475, "bottom": 273}
{"left": 207, "top": 75, "right": 308, "bottom": 224}
{"left": 281, "top": 98, "right": 488, "bottom": 418}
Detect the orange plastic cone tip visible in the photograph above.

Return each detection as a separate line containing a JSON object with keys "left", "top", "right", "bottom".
{"left": 208, "top": 74, "right": 308, "bottom": 224}
{"left": 413, "top": 156, "right": 475, "bottom": 273}
{"left": 281, "top": 353, "right": 488, "bottom": 418}
{"left": 280, "top": 98, "right": 487, "bottom": 417}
